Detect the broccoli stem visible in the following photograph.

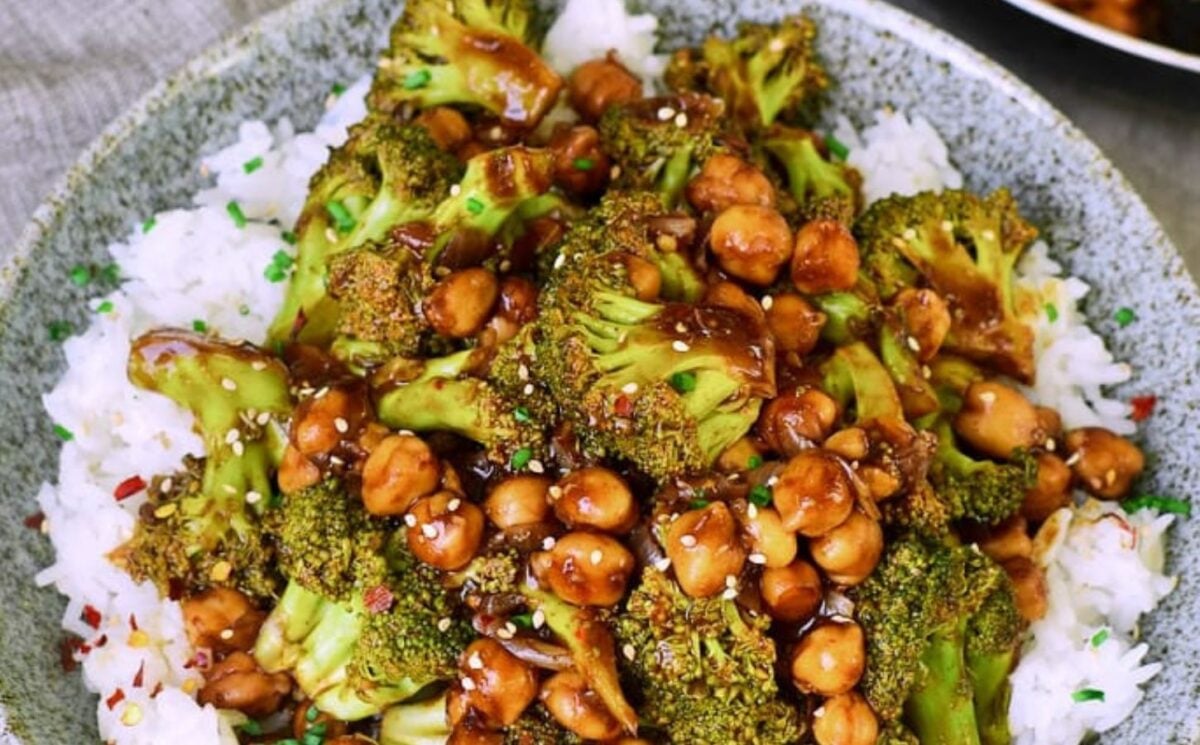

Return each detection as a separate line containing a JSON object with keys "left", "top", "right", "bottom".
{"left": 904, "top": 619, "right": 981, "bottom": 745}
{"left": 380, "top": 694, "right": 452, "bottom": 745}
{"left": 822, "top": 341, "right": 904, "bottom": 424}
{"left": 812, "top": 290, "right": 872, "bottom": 345}
{"left": 878, "top": 321, "right": 939, "bottom": 419}
{"left": 967, "top": 646, "right": 1015, "bottom": 745}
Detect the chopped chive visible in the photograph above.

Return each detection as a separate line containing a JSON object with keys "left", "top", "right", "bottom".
{"left": 95, "top": 300, "right": 114, "bottom": 314}
{"left": 238, "top": 304, "right": 251, "bottom": 316}
{"left": 1114, "top": 307, "right": 1136, "bottom": 328}
{"left": 305, "top": 705, "right": 320, "bottom": 723}
{"left": 1090, "top": 628, "right": 1109, "bottom": 647}
{"left": 238, "top": 720, "right": 264, "bottom": 736}
{"left": 264, "top": 264, "right": 286, "bottom": 282}
{"left": 141, "top": 217, "right": 156, "bottom": 234}
{"left": 669, "top": 371, "right": 697, "bottom": 393}
{"left": 1072, "top": 688, "right": 1105, "bottom": 703}
{"left": 513, "top": 406, "right": 533, "bottom": 424}
{"left": 68, "top": 264, "right": 91, "bottom": 287}
{"left": 226, "top": 200, "right": 248, "bottom": 228}
{"left": 689, "top": 498, "right": 710, "bottom": 510}
{"left": 747, "top": 455, "right": 763, "bottom": 470}
{"left": 403, "top": 68, "right": 432, "bottom": 90}
{"left": 48, "top": 320, "right": 73, "bottom": 341}
{"left": 466, "top": 196, "right": 485, "bottom": 215}
{"left": 52, "top": 424, "right": 75, "bottom": 441}
{"left": 510, "top": 447, "right": 533, "bottom": 471}
{"left": 1122, "top": 494, "right": 1191, "bottom": 517}
{"left": 302, "top": 733, "right": 323, "bottom": 745}
{"left": 264, "top": 250, "right": 295, "bottom": 283}
{"left": 307, "top": 722, "right": 328, "bottom": 738}
{"left": 242, "top": 156, "right": 264, "bottom": 174}
{"left": 99, "top": 263, "right": 121, "bottom": 284}
{"left": 572, "top": 157, "right": 595, "bottom": 171}
{"left": 192, "top": 319, "right": 208, "bottom": 333}
{"left": 331, "top": 82, "right": 347, "bottom": 95}
{"left": 276, "top": 740, "right": 299, "bottom": 745}
{"left": 280, "top": 230, "right": 297, "bottom": 245}
{"left": 825, "top": 133, "right": 850, "bottom": 161}
{"left": 326, "top": 200, "right": 356, "bottom": 233}
{"left": 510, "top": 612, "right": 534, "bottom": 629}
{"left": 748, "top": 484, "right": 772, "bottom": 508}
{"left": 1044, "top": 303, "right": 1059, "bottom": 323}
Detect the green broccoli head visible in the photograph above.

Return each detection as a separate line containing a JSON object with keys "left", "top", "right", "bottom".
{"left": 119, "top": 330, "right": 291, "bottom": 601}
{"left": 763, "top": 125, "right": 860, "bottom": 224}
{"left": 268, "top": 117, "right": 463, "bottom": 347}
{"left": 854, "top": 188, "right": 1039, "bottom": 381}
{"left": 535, "top": 249, "right": 776, "bottom": 480}
{"left": 502, "top": 705, "right": 584, "bottom": 745}
{"left": 932, "top": 418, "right": 1038, "bottom": 526}
{"left": 615, "top": 568, "right": 802, "bottom": 744}
{"left": 370, "top": 0, "right": 562, "bottom": 128}
{"left": 599, "top": 93, "right": 726, "bottom": 208}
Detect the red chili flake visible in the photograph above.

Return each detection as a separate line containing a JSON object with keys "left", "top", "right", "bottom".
{"left": 95, "top": 634, "right": 108, "bottom": 648}
{"left": 105, "top": 689, "right": 125, "bottom": 711}
{"left": 82, "top": 605, "right": 102, "bottom": 629}
{"left": 150, "top": 682, "right": 164, "bottom": 699}
{"left": 433, "top": 379, "right": 447, "bottom": 390}
{"left": 167, "top": 577, "right": 185, "bottom": 601}
{"left": 23, "top": 512, "right": 45, "bottom": 531}
{"left": 59, "top": 635, "right": 83, "bottom": 672}
{"left": 363, "top": 585, "right": 395, "bottom": 614}
{"left": 78, "top": 643, "right": 92, "bottom": 655}
{"left": 113, "top": 475, "right": 147, "bottom": 501}
{"left": 613, "top": 394, "right": 634, "bottom": 417}
{"left": 291, "top": 308, "right": 308, "bottom": 337}
{"left": 129, "top": 614, "right": 139, "bottom": 632}
{"left": 132, "top": 662, "right": 145, "bottom": 688}
{"left": 1130, "top": 395, "right": 1157, "bottom": 422}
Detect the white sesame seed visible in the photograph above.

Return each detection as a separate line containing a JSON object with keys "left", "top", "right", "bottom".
{"left": 906, "top": 336, "right": 921, "bottom": 352}
{"left": 223, "top": 484, "right": 238, "bottom": 495}
{"left": 672, "top": 340, "right": 690, "bottom": 352}
{"left": 542, "top": 536, "right": 557, "bottom": 550}
{"left": 404, "top": 514, "right": 418, "bottom": 527}
{"left": 548, "top": 485, "right": 563, "bottom": 500}
{"left": 447, "top": 498, "right": 461, "bottom": 512}
{"left": 231, "top": 441, "right": 245, "bottom": 457}
{"left": 467, "top": 652, "right": 484, "bottom": 670}
{"left": 437, "top": 618, "right": 452, "bottom": 632}
{"left": 768, "top": 37, "right": 787, "bottom": 53}
{"left": 982, "top": 229, "right": 997, "bottom": 242}
{"left": 941, "top": 220, "right": 954, "bottom": 233}
{"left": 450, "top": 184, "right": 462, "bottom": 197}
{"left": 761, "top": 295, "right": 774, "bottom": 310}
{"left": 623, "top": 643, "right": 637, "bottom": 661}
{"left": 245, "top": 491, "right": 262, "bottom": 505}
{"left": 377, "top": 57, "right": 393, "bottom": 69}
{"left": 160, "top": 478, "right": 173, "bottom": 494}
{"left": 679, "top": 534, "right": 697, "bottom": 548}
{"left": 813, "top": 706, "right": 826, "bottom": 718}
{"left": 532, "top": 610, "right": 546, "bottom": 629}
{"left": 725, "top": 575, "right": 737, "bottom": 589}
{"left": 921, "top": 365, "right": 932, "bottom": 379}
{"left": 219, "top": 628, "right": 234, "bottom": 640}
{"left": 1046, "top": 438, "right": 1057, "bottom": 452}
{"left": 256, "top": 412, "right": 271, "bottom": 426}
{"left": 673, "top": 112, "right": 689, "bottom": 128}
{"left": 747, "top": 502, "right": 758, "bottom": 519}
{"left": 767, "top": 475, "right": 779, "bottom": 487}
{"left": 528, "top": 459, "right": 545, "bottom": 474}
{"left": 621, "top": 382, "right": 639, "bottom": 394}
{"left": 325, "top": 227, "right": 339, "bottom": 243}
{"left": 553, "top": 252, "right": 567, "bottom": 269}
{"left": 675, "top": 322, "right": 688, "bottom": 333}
{"left": 903, "top": 228, "right": 917, "bottom": 241}
{"left": 590, "top": 549, "right": 603, "bottom": 565}
{"left": 314, "top": 386, "right": 330, "bottom": 399}
{"left": 497, "top": 626, "right": 515, "bottom": 640}
{"left": 653, "top": 557, "right": 672, "bottom": 572}
{"left": 749, "top": 553, "right": 767, "bottom": 565}
{"left": 333, "top": 417, "right": 348, "bottom": 434}
{"left": 517, "top": 364, "right": 530, "bottom": 381}
{"left": 721, "top": 588, "right": 738, "bottom": 600}
{"left": 421, "top": 524, "right": 438, "bottom": 539}
{"left": 657, "top": 106, "right": 676, "bottom": 121}
{"left": 329, "top": 455, "right": 344, "bottom": 466}
{"left": 523, "top": 383, "right": 535, "bottom": 395}
{"left": 461, "top": 677, "right": 476, "bottom": 691}
{"left": 979, "top": 391, "right": 997, "bottom": 405}
{"left": 610, "top": 165, "right": 622, "bottom": 180}
{"left": 224, "top": 428, "right": 241, "bottom": 444}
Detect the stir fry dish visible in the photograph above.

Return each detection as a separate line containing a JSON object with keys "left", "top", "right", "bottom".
{"left": 105, "top": 2, "right": 1152, "bottom": 743}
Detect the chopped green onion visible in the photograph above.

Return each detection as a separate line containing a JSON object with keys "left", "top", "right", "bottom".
{"left": 95, "top": 300, "right": 114, "bottom": 314}
{"left": 513, "top": 406, "right": 533, "bottom": 424}
{"left": 280, "top": 230, "right": 297, "bottom": 245}
{"left": 1044, "top": 303, "right": 1059, "bottom": 323}
{"left": 99, "top": 263, "right": 121, "bottom": 284}
{"left": 1090, "top": 628, "right": 1109, "bottom": 647}
{"left": 1072, "top": 688, "right": 1105, "bottom": 703}
{"left": 466, "top": 196, "right": 485, "bottom": 215}
{"left": 226, "top": 200, "right": 248, "bottom": 229}
{"left": 141, "top": 217, "right": 156, "bottom": 234}
{"left": 510, "top": 447, "right": 533, "bottom": 471}
{"left": 238, "top": 720, "right": 264, "bottom": 736}
{"left": 48, "top": 320, "right": 73, "bottom": 341}
{"left": 747, "top": 454, "right": 763, "bottom": 470}
{"left": 1114, "top": 307, "right": 1136, "bottom": 328}
{"left": 403, "top": 69, "right": 432, "bottom": 90}
{"left": 305, "top": 704, "right": 320, "bottom": 723}
{"left": 276, "top": 740, "right": 299, "bottom": 745}
{"left": 52, "top": 424, "right": 75, "bottom": 442}
{"left": 192, "top": 320, "right": 208, "bottom": 333}
{"left": 509, "top": 612, "right": 534, "bottom": 629}
{"left": 302, "top": 732, "right": 324, "bottom": 745}
{"left": 268, "top": 492, "right": 284, "bottom": 509}
{"left": 1122, "top": 494, "right": 1191, "bottom": 517}
{"left": 243, "top": 156, "right": 264, "bottom": 174}
{"left": 669, "top": 371, "right": 697, "bottom": 393}
{"left": 748, "top": 484, "right": 772, "bottom": 508}
{"left": 326, "top": 200, "right": 356, "bottom": 233}
{"left": 68, "top": 264, "right": 91, "bottom": 287}
{"left": 238, "top": 304, "right": 251, "bottom": 316}
{"left": 331, "top": 82, "right": 347, "bottom": 95}
{"left": 264, "top": 250, "right": 295, "bottom": 283}
{"left": 573, "top": 157, "right": 595, "bottom": 171}
{"left": 825, "top": 133, "right": 850, "bottom": 161}
{"left": 689, "top": 498, "right": 711, "bottom": 510}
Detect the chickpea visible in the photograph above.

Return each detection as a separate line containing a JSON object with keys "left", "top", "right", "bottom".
{"left": 540, "top": 670, "right": 623, "bottom": 741}
{"left": 1036, "top": 406, "right": 1063, "bottom": 441}
{"left": 548, "top": 125, "right": 611, "bottom": 197}
{"left": 441, "top": 461, "right": 466, "bottom": 496}
{"left": 278, "top": 443, "right": 321, "bottom": 494}
{"left": 362, "top": 434, "right": 441, "bottom": 516}
{"left": 531, "top": 532, "right": 635, "bottom": 606}
{"left": 486, "top": 276, "right": 539, "bottom": 344}
{"left": 858, "top": 465, "right": 901, "bottom": 502}
{"left": 974, "top": 515, "right": 1032, "bottom": 563}
{"left": 765, "top": 293, "right": 827, "bottom": 356}
{"left": 890, "top": 288, "right": 951, "bottom": 361}
{"left": 812, "top": 692, "right": 879, "bottom": 745}
{"left": 774, "top": 451, "right": 857, "bottom": 537}
{"left": 1064, "top": 427, "right": 1145, "bottom": 499}
{"left": 197, "top": 651, "right": 291, "bottom": 718}
{"left": 790, "top": 220, "right": 860, "bottom": 294}
{"left": 664, "top": 502, "right": 747, "bottom": 598}
{"left": 953, "top": 381, "right": 1042, "bottom": 460}
{"left": 553, "top": 467, "right": 638, "bottom": 534}
{"left": 704, "top": 280, "right": 766, "bottom": 324}
{"left": 733, "top": 502, "right": 797, "bottom": 569}
{"left": 292, "top": 701, "right": 348, "bottom": 742}
{"left": 622, "top": 253, "right": 663, "bottom": 301}
{"left": 458, "top": 639, "right": 539, "bottom": 727}
{"left": 790, "top": 620, "right": 866, "bottom": 696}
{"left": 685, "top": 153, "right": 776, "bottom": 213}
{"left": 1023, "top": 453, "right": 1072, "bottom": 523}
{"left": 407, "top": 491, "right": 486, "bottom": 570}
{"left": 809, "top": 510, "right": 883, "bottom": 586}
{"left": 716, "top": 436, "right": 763, "bottom": 474}
{"left": 293, "top": 388, "right": 358, "bottom": 458}
{"left": 758, "top": 390, "right": 840, "bottom": 455}
{"left": 485, "top": 475, "right": 552, "bottom": 530}
{"left": 414, "top": 106, "right": 473, "bottom": 152}
{"left": 568, "top": 54, "right": 643, "bottom": 121}
{"left": 760, "top": 559, "right": 824, "bottom": 624}
{"left": 823, "top": 428, "right": 869, "bottom": 462}
{"left": 358, "top": 421, "right": 391, "bottom": 454}
{"left": 709, "top": 205, "right": 794, "bottom": 286}
{"left": 1003, "top": 557, "right": 1048, "bottom": 622}
{"left": 182, "top": 587, "right": 264, "bottom": 654}
{"left": 424, "top": 268, "right": 500, "bottom": 339}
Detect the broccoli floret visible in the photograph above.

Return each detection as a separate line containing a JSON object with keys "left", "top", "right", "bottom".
{"left": 852, "top": 535, "right": 1022, "bottom": 743}
{"left": 599, "top": 93, "right": 726, "bottom": 208}
{"left": 666, "top": 15, "right": 827, "bottom": 132}
{"left": 374, "top": 348, "right": 546, "bottom": 465}
{"left": 502, "top": 705, "right": 584, "bottom": 745}
{"left": 967, "top": 586, "right": 1023, "bottom": 745}
{"left": 877, "top": 720, "right": 921, "bottom": 745}
{"left": 380, "top": 693, "right": 452, "bottom": 745}
{"left": 615, "top": 569, "right": 801, "bottom": 745}
{"left": 268, "top": 117, "right": 463, "bottom": 347}
{"left": 369, "top": 0, "right": 562, "bottom": 128}
{"left": 764, "top": 125, "right": 861, "bottom": 224}
{"left": 118, "top": 331, "right": 290, "bottom": 601}
{"left": 931, "top": 418, "right": 1037, "bottom": 526}
{"left": 854, "top": 188, "right": 1039, "bottom": 381}
{"left": 535, "top": 249, "right": 776, "bottom": 480}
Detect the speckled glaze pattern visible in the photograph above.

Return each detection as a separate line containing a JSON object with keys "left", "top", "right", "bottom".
{"left": 2, "top": 0, "right": 1197, "bottom": 742}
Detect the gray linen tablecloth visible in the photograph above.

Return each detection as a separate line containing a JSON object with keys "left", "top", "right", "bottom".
{"left": 1, "top": 0, "right": 1197, "bottom": 263}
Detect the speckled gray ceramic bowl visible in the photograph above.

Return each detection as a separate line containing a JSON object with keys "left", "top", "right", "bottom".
{"left": 3, "top": 0, "right": 1199, "bottom": 742}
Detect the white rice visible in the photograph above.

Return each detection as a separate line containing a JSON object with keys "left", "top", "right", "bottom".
{"left": 834, "top": 109, "right": 964, "bottom": 205}
{"left": 542, "top": 0, "right": 667, "bottom": 91}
